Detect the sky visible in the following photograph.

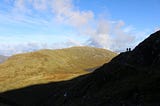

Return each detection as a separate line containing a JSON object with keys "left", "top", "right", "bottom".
{"left": 0, "top": 0, "right": 159, "bottom": 56}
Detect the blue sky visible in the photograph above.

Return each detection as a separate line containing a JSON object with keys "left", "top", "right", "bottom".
{"left": 0, "top": 0, "right": 159, "bottom": 55}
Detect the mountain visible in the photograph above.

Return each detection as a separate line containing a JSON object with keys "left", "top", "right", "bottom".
{"left": 0, "top": 31, "right": 160, "bottom": 106}
{"left": 0, "top": 46, "right": 116, "bottom": 92}
{"left": 0, "top": 55, "right": 8, "bottom": 63}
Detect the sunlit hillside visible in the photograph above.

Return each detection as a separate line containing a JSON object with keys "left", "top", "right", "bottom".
{"left": 0, "top": 46, "right": 116, "bottom": 92}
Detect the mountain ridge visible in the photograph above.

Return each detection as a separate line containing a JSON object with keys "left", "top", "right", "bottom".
{"left": 1, "top": 31, "right": 160, "bottom": 106}
{"left": 39, "top": 30, "right": 160, "bottom": 106}
{"left": 0, "top": 46, "right": 116, "bottom": 92}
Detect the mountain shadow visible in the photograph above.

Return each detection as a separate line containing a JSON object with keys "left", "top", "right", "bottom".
{"left": 0, "top": 30, "right": 160, "bottom": 106}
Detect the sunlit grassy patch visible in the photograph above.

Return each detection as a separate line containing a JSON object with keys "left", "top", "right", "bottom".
{"left": 0, "top": 46, "right": 116, "bottom": 92}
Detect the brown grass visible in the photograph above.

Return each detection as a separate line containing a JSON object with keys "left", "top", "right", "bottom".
{"left": 0, "top": 46, "right": 117, "bottom": 92}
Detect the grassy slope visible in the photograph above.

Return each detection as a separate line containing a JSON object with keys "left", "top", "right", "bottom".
{"left": 0, "top": 46, "right": 116, "bottom": 92}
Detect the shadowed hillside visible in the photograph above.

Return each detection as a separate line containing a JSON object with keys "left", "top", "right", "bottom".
{"left": 0, "top": 31, "right": 160, "bottom": 106}
{"left": 0, "top": 46, "right": 116, "bottom": 92}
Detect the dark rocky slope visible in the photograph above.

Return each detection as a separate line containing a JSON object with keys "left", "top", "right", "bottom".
{"left": 0, "top": 30, "right": 160, "bottom": 106}
{"left": 112, "top": 30, "right": 160, "bottom": 67}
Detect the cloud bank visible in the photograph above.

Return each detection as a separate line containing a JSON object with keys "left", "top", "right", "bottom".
{"left": 1, "top": 0, "right": 138, "bottom": 55}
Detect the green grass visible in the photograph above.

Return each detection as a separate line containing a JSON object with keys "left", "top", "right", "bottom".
{"left": 0, "top": 46, "right": 116, "bottom": 92}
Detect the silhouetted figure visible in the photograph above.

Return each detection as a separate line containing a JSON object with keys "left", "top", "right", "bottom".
{"left": 126, "top": 48, "right": 131, "bottom": 52}
{"left": 126, "top": 48, "right": 129, "bottom": 52}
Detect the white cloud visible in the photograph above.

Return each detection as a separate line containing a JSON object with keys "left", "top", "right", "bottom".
{"left": 65, "top": 37, "right": 83, "bottom": 47}
{"left": 154, "top": 27, "right": 160, "bottom": 32}
{"left": 0, "top": 0, "right": 141, "bottom": 55}
{"left": 51, "top": 0, "right": 94, "bottom": 28}
{"left": 0, "top": 38, "right": 84, "bottom": 56}
{"left": 9, "top": 0, "right": 93, "bottom": 28}
{"left": 13, "top": 0, "right": 30, "bottom": 14}
{"left": 29, "top": 0, "right": 47, "bottom": 10}
{"left": 87, "top": 19, "right": 112, "bottom": 49}
{"left": 0, "top": 42, "right": 48, "bottom": 56}
{"left": 86, "top": 19, "right": 135, "bottom": 52}
{"left": 49, "top": 0, "right": 136, "bottom": 52}
{"left": 0, "top": 39, "right": 83, "bottom": 56}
